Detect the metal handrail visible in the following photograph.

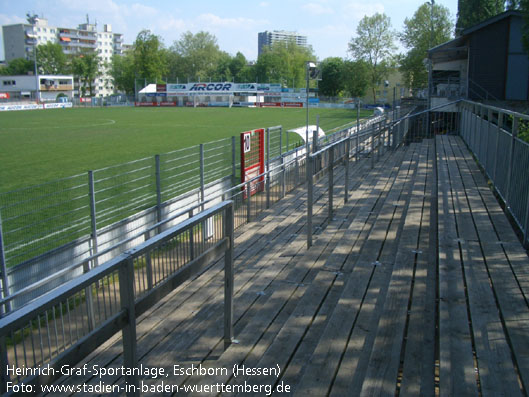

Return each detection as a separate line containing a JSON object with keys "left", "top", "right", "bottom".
{"left": 0, "top": 200, "right": 234, "bottom": 393}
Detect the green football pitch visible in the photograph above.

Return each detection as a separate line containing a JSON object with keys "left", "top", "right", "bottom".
{"left": 0, "top": 106, "right": 369, "bottom": 193}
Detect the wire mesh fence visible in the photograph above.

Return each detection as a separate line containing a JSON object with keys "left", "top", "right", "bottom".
{"left": 0, "top": 112, "right": 385, "bottom": 311}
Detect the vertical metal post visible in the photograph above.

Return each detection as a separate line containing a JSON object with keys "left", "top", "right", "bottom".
{"left": 329, "top": 147, "right": 334, "bottom": 221}
{"left": 85, "top": 171, "right": 97, "bottom": 331}
{"left": 356, "top": 99, "right": 360, "bottom": 161}
{"left": 485, "top": 108, "right": 492, "bottom": 173}
{"left": 199, "top": 144, "right": 205, "bottom": 204}
{"left": 266, "top": 128, "right": 271, "bottom": 209}
{"left": 345, "top": 138, "right": 350, "bottom": 204}
{"left": 246, "top": 182, "right": 251, "bottom": 223}
{"left": 295, "top": 147, "right": 299, "bottom": 187}
{"left": 1, "top": 335, "right": 9, "bottom": 393}
{"left": 281, "top": 155, "right": 286, "bottom": 199}
{"left": 155, "top": 155, "right": 162, "bottom": 225}
{"left": 493, "top": 112, "right": 503, "bottom": 182}
{"left": 279, "top": 126, "right": 283, "bottom": 155}
{"left": 307, "top": 156, "right": 313, "bottom": 249}
{"left": 505, "top": 116, "right": 519, "bottom": 209}
{"left": 119, "top": 258, "right": 139, "bottom": 395}
{"left": 199, "top": 144, "right": 206, "bottom": 241}
{"left": 371, "top": 124, "right": 375, "bottom": 169}
{"left": 231, "top": 136, "right": 236, "bottom": 188}
{"left": 0, "top": 212, "right": 11, "bottom": 314}
{"left": 188, "top": 209, "right": 195, "bottom": 261}
{"left": 377, "top": 122, "right": 382, "bottom": 160}
{"left": 313, "top": 115, "right": 320, "bottom": 153}
{"left": 224, "top": 203, "right": 234, "bottom": 349}
{"left": 88, "top": 171, "right": 99, "bottom": 267}
{"left": 524, "top": 189, "right": 529, "bottom": 248}
{"left": 286, "top": 130, "right": 289, "bottom": 152}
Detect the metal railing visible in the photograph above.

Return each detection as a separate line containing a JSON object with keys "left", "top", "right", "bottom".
{"left": 459, "top": 100, "right": 529, "bottom": 246}
{"left": 306, "top": 117, "right": 391, "bottom": 247}
{"left": 0, "top": 200, "right": 234, "bottom": 393}
{"left": 306, "top": 101, "right": 462, "bottom": 247}
{"left": 0, "top": 126, "right": 294, "bottom": 311}
{"left": 0, "top": 135, "right": 308, "bottom": 313}
{"left": 0, "top": 114, "right": 388, "bottom": 312}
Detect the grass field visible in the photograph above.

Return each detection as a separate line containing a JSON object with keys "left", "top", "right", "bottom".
{"left": 0, "top": 106, "right": 369, "bottom": 193}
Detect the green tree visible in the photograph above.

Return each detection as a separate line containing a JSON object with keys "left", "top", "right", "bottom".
{"left": 170, "top": 31, "right": 224, "bottom": 81}
{"left": 36, "top": 42, "right": 69, "bottom": 75}
{"left": 110, "top": 52, "right": 135, "bottom": 94}
{"left": 4, "top": 58, "right": 34, "bottom": 75}
{"left": 255, "top": 40, "right": 314, "bottom": 87}
{"left": 319, "top": 57, "right": 345, "bottom": 97}
{"left": 348, "top": 13, "right": 397, "bottom": 103}
{"left": 522, "top": 0, "right": 529, "bottom": 54}
{"left": 400, "top": 2, "right": 453, "bottom": 89}
{"left": 342, "top": 60, "right": 370, "bottom": 98}
{"left": 71, "top": 53, "right": 101, "bottom": 97}
{"left": 133, "top": 30, "right": 168, "bottom": 81}
{"left": 456, "top": 0, "right": 504, "bottom": 33}
{"left": 213, "top": 51, "right": 234, "bottom": 81}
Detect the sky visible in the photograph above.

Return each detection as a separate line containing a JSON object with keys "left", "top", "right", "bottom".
{"left": 0, "top": 0, "right": 459, "bottom": 62}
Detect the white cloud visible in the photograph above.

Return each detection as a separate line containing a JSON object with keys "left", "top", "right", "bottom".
{"left": 0, "top": 13, "right": 25, "bottom": 25}
{"left": 303, "top": 3, "right": 334, "bottom": 15}
{"left": 343, "top": 1, "right": 385, "bottom": 20}
{"left": 197, "top": 13, "right": 263, "bottom": 29}
{"left": 259, "top": 1, "right": 270, "bottom": 6}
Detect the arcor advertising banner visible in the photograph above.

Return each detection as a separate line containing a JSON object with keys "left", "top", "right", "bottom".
{"left": 164, "top": 83, "right": 282, "bottom": 94}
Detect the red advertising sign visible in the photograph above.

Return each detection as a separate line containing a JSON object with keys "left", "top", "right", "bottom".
{"left": 240, "top": 128, "right": 265, "bottom": 198}
{"left": 0, "top": 93, "right": 10, "bottom": 99}
{"left": 156, "top": 84, "right": 167, "bottom": 93}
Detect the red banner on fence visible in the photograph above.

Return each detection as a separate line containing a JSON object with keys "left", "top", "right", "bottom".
{"left": 134, "top": 101, "right": 177, "bottom": 107}
{"left": 283, "top": 102, "right": 303, "bottom": 108}
{"left": 0, "top": 92, "right": 10, "bottom": 99}
{"left": 240, "top": 128, "right": 265, "bottom": 198}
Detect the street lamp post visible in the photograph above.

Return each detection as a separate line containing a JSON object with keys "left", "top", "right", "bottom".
{"left": 305, "top": 61, "right": 317, "bottom": 155}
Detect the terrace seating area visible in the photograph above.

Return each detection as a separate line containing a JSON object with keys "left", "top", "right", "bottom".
{"left": 48, "top": 133, "right": 529, "bottom": 395}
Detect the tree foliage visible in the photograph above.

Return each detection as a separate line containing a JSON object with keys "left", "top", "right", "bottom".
{"left": 71, "top": 53, "right": 101, "bottom": 97}
{"left": 37, "top": 42, "right": 69, "bottom": 75}
{"left": 110, "top": 52, "right": 135, "bottom": 94}
{"left": 456, "top": 0, "right": 504, "bottom": 33}
{"left": 133, "top": 30, "right": 168, "bottom": 81}
{"left": 254, "top": 40, "right": 315, "bottom": 87}
{"left": 1, "top": 58, "right": 34, "bottom": 75}
{"left": 342, "top": 60, "right": 370, "bottom": 98}
{"left": 522, "top": 0, "right": 529, "bottom": 54}
{"left": 319, "top": 57, "right": 345, "bottom": 97}
{"left": 348, "top": 13, "right": 397, "bottom": 103}
{"left": 400, "top": 3, "right": 453, "bottom": 89}
{"left": 170, "top": 31, "right": 224, "bottom": 81}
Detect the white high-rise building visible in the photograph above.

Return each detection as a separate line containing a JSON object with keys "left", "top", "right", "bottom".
{"left": 257, "top": 30, "right": 308, "bottom": 57}
{"left": 2, "top": 16, "right": 124, "bottom": 97}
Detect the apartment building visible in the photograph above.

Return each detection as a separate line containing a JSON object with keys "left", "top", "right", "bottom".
{"left": 257, "top": 30, "right": 308, "bottom": 57}
{"left": 2, "top": 16, "right": 124, "bottom": 97}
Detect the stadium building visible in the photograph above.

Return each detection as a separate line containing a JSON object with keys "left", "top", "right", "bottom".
{"left": 257, "top": 30, "right": 308, "bottom": 56}
{"left": 2, "top": 16, "right": 124, "bottom": 98}
{"left": 0, "top": 74, "right": 74, "bottom": 105}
